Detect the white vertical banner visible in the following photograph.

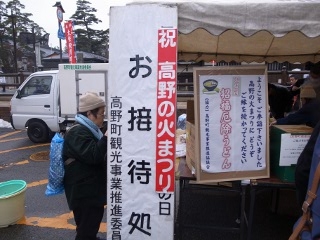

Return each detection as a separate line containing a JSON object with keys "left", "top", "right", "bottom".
{"left": 108, "top": 4, "right": 177, "bottom": 240}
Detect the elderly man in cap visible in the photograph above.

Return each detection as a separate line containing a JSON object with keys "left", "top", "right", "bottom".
{"left": 62, "top": 92, "right": 107, "bottom": 240}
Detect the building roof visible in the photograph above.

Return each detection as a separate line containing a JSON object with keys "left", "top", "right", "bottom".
{"left": 40, "top": 47, "right": 60, "bottom": 57}
{"left": 42, "top": 51, "right": 107, "bottom": 62}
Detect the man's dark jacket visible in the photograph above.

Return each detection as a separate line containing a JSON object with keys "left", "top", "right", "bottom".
{"left": 62, "top": 124, "right": 108, "bottom": 210}
{"left": 276, "top": 99, "right": 320, "bottom": 128}
{"left": 295, "top": 120, "right": 320, "bottom": 207}
{"left": 268, "top": 83, "right": 293, "bottom": 119}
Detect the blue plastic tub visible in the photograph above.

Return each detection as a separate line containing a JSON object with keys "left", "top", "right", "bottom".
{"left": 0, "top": 180, "right": 27, "bottom": 227}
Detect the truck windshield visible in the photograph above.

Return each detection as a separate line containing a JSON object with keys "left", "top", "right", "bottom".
{"left": 20, "top": 76, "right": 53, "bottom": 97}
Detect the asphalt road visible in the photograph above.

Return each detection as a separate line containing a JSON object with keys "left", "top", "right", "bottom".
{"left": 0, "top": 128, "right": 106, "bottom": 240}
{"left": 0, "top": 127, "right": 301, "bottom": 240}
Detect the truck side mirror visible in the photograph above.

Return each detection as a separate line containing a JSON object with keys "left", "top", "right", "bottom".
{"left": 16, "top": 89, "right": 22, "bottom": 99}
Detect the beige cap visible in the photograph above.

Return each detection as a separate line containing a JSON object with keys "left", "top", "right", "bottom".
{"left": 79, "top": 92, "right": 105, "bottom": 112}
{"left": 300, "top": 85, "right": 316, "bottom": 99}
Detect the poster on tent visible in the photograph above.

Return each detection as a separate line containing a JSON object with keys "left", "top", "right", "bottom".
{"left": 197, "top": 67, "right": 268, "bottom": 174}
{"left": 107, "top": 4, "right": 177, "bottom": 240}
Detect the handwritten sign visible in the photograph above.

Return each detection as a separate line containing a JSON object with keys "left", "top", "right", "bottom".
{"left": 199, "top": 74, "right": 267, "bottom": 173}
{"left": 279, "top": 133, "right": 310, "bottom": 166}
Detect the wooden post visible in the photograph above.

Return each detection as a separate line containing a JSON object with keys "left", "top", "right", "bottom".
{"left": 281, "top": 66, "right": 288, "bottom": 85}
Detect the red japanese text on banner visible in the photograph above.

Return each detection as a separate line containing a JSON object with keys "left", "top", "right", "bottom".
{"left": 156, "top": 28, "right": 177, "bottom": 193}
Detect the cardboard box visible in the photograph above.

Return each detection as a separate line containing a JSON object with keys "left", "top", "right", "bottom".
{"left": 270, "top": 125, "right": 313, "bottom": 182}
{"left": 186, "top": 65, "right": 270, "bottom": 184}
{"left": 186, "top": 100, "right": 196, "bottom": 172}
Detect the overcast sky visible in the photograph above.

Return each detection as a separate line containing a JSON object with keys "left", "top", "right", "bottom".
{"left": 4, "top": 0, "right": 132, "bottom": 48}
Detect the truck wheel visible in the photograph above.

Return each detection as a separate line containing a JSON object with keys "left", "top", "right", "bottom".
{"left": 27, "top": 121, "right": 49, "bottom": 143}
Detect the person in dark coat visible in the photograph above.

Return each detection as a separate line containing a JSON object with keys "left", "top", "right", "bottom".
{"left": 270, "top": 85, "right": 320, "bottom": 128}
{"left": 62, "top": 92, "right": 108, "bottom": 240}
{"left": 306, "top": 62, "right": 320, "bottom": 100}
{"left": 292, "top": 129, "right": 320, "bottom": 239}
{"left": 294, "top": 63, "right": 320, "bottom": 210}
{"left": 268, "top": 83, "right": 293, "bottom": 119}
{"left": 295, "top": 120, "right": 320, "bottom": 208}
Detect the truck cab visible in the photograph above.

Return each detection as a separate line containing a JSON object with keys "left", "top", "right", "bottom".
{"left": 11, "top": 70, "right": 59, "bottom": 143}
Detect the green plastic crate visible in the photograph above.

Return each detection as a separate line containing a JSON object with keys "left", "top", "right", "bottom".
{"left": 270, "top": 125, "right": 313, "bottom": 182}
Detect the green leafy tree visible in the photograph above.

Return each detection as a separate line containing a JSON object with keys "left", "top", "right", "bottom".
{"left": 92, "top": 29, "right": 109, "bottom": 57}
{"left": 0, "top": 0, "right": 12, "bottom": 71}
{"left": 70, "top": 0, "right": 108, "bottom": 57}
{"left": 0, "top": 0, "right": 47, "bottom": 72}
{"left": 5, "top": 0, "right": 46, "bottom": 40}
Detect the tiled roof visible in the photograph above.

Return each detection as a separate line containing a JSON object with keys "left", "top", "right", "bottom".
{"left": 42, "top": 51, "right": 107, "bottom": 61}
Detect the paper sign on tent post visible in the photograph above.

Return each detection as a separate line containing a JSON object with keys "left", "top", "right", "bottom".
{"left": 186, "top": 65, "right": 270, "bottom": 183}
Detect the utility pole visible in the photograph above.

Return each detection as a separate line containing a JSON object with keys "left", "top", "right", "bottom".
{"left": 32, "top": 27, "right": 37, "bottom": 72}
{"left": 59, "top": 37, "right": 62, "bottom": 63}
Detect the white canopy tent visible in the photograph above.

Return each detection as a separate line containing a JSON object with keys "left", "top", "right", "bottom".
{"left": 130, "top": 0, "right": 320, "bottom": 63}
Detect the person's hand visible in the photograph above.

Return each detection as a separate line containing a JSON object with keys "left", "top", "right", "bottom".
{"left": 269, "top": 120, "right": 277, "bottom": 126}
{"left": 292, "top": 86, "right": 300, "bottom": 91}
{"left": 100, "top": 122, "right": 108, "bottom": 134}
{"left": 104, "top": 130, "right": 108, "bottom": 137}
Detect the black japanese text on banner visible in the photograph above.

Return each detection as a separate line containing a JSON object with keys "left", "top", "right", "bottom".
{"left": 108, "top": 4, "right": 177, "bottom": 240}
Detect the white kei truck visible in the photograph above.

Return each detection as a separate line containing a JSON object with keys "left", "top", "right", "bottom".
{"left": 10, "top": 63, "right": 108, "bottom": 143}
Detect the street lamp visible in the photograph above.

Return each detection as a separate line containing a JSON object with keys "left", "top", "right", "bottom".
{"left": 53, "top": 1, "right": 65, "bottom": 63}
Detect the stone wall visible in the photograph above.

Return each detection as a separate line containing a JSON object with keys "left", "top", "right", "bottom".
{"left": 0, "top": 107, "right": 10, "bottom": 122}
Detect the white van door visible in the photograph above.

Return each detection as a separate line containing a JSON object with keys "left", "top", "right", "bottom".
{"left": 58, "top": 63, "right": 108, "bottom": 118}
{"left": 11, "top": 73, "right": 58, "bottom": 138}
